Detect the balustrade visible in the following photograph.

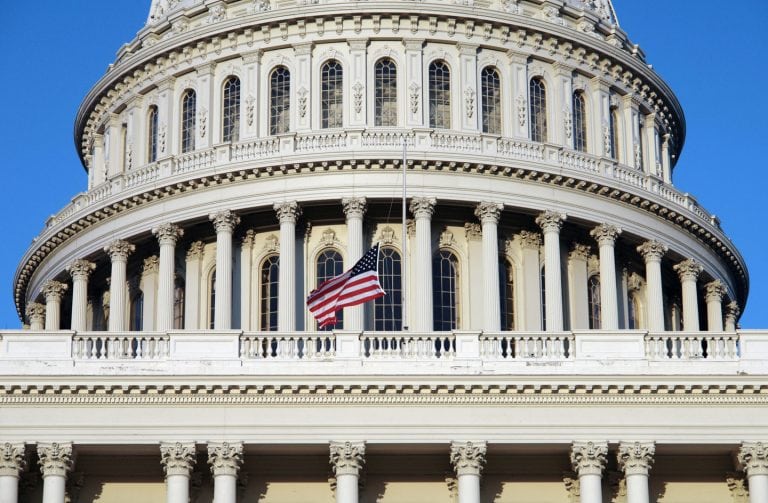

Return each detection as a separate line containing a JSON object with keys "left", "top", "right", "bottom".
{"left": 361, "top": 333, "right": 455, "bottom": 360}
{"left": 72, "top": 333, "right": 169, "bottom": 360}
{"left": 480, "top": 333, "right": 574, "bottom": 360}
{"left": 644, "top": 333, "right": 739, "bottom": 361}
{"left": 240, "top": 334, "right": 335, "bottom": 360}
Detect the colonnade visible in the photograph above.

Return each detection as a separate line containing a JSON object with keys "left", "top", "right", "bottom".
{"left": 27, "top": 199, "right": 737, "bottom": 333}
{"left": 1, "top": 442, "right": 765, "bottom": 503}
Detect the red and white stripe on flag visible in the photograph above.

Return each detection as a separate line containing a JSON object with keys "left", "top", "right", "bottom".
{"left": 307, "top": 244, "right": 385, "bottom": 328}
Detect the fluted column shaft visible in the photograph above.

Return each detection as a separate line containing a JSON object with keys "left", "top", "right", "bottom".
{"left": 0, "top": 443, "right": 26, "bottom": 503}
{"left": 184, "top": 242, "right": 205, "bottom": 330}
{"left": 705, "top": 280, "right": 726, "bottom": 332}
{"left": 208, "top": 442, "right": 243, "bottom": 503}
{"left": 410, "top": 198, "right": 436, "bottom": 332}
{"left": 105, "top": 240, "right": 135, "bottom": 332}
{"left": 38, "top": 443, "right": 73, "bottom": 503}
{"left": 618, "top": 442, "right": 655, "bottom": 503}
{"left": 330, "top": 442, "right": 365, "bottom": 503}
{"left": 475, "top": 203, "right": 504, "bottom": 331}
{"left": 210, "top": 211, "right": 240, "bottom": 330}
{"left": 343, "top": 198, "right": 367, "bottom": 331}
{"left": 674, "top": 259, "right": 703, "bottom": 332}
{"left": 568, "top": 244, "right": 591, "bottom": 330}
{"left": 275, "top": 202, "right": 300, "bottom": 331}
{"left": 67, "top": 260, "right": 95, "bottom": 332}
{"left": 590, "top": 225, "right": 621, "bottom": 330}
{"left": 537, "top": 212, "right": 566, "bottom": 331}
{"left": 451, "top": 442, "right": 486, "bottom": 503}
{"left": 571, "top": 442, "right": 607, "bottom": 503}
{"left": 638, "top": 241, "right": 667, "bottom": 332}
{"left": 42, "top": 281, "right": 68, "bottom": 331}
{"left": 161, "top": 442, "right": 196, "bottom": 503}
{"left": 154, "top": 223, "right": 184, "bottom": 331}
{"left": 739, "top": 442, "right": 768, "bottom": 503}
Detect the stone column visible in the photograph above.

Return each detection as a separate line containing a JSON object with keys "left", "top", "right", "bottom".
{"left": 184, "top": 242, "right": 205, "bottom": 330}
{"left": 536, "top": 211, "right": 566, "bottom": 331}
{"left": 141, "top": 257, "right": 159, "bottom": 331}
{"left": 37, "top": 443, "right": 73, "bottom": 503}
{"left": 208, "top": 442, "right": 243, "bottom": 503}
{"left": 105, "top": 240, "right": 135, "bottom": 332}
{"left": 704, "top": 280, "right": 727, "bottom": 332}
{"left": 0, "top": 443, "right": 26, "bottom": 503}
{"left": 519, "top": 231, "right": 542, "bottom": 331}
{"left": 329, "top": 442, "right": 365, "bottom": 503}
{"left": 409, "top": 198, "right": 437, "bottom": 332}
{"left": 450, "top": 442, "right": 487, "bottom": 503}
{"left": 739, "top": 442, "right": 768, "bottom": 503}
{"left": 475, "top": 203, "right": 504, "bottom": 331}
{"left": 209, "top": 211, "right": 240, "bottom": 330}
{"left": 570, "top": 441, "right": 608, "bottom": 503}
{"left": 26, "top": 303, "right": 46, "bottom": 331}
{"left": 240, "top": 231, "right": 256, "bottom": 331}
{"left": 590, "top": 224, "right": 622, "bottom": 330}
{"left": 67, "top": 260, "right": 96, "bottom": 332}
{"left": 153, "top": 223, "right": 184, "bottom": 331}
{"left": 42, "top": 281, "right": 68, "bottom": 331}
{"left": 160, "top": 442, "right": 197, "bottom": 503}
{"left": 637, "top": 240, "right": 668, "bottom": 332}
{"left": 274, "top": 202, "right": 301, "bottom": 331}
{"left": 618, "top": 442, "right": 655, "bottom": 503}
{"left": 673, "top": 259, "right": 703, "bottom": 332}
{"left": 725, "top": 301, "right": 740, "bottom": 332}
{"left": 343, "top": 197, "right": 368, "bottom": 331}
{"left": 568, "top": 244, "right": 591, "bottom": 330}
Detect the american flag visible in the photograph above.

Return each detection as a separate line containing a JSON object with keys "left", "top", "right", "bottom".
{"left": 307, "top": 243, "right": 386, "bottom": 328}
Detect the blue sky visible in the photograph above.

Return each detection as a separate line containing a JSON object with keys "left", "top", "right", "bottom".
{"left": 0, "top": 1, "right": 766, "bottom": 328}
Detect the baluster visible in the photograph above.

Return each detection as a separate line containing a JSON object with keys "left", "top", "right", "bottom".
{"left": 535, "top": 337, "right": 544, "bottom": 359}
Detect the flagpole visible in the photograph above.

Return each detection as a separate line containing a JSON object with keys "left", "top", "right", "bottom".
{"left": 402, "top": 136, "right": 409, "bottom": 331}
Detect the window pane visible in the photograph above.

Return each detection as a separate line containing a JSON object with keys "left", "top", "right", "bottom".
{"left": 173, "top": 283, "right": 185, "bottom": 329}
{"left": 375, "top": 59, "right": 398, "bottom": 127}
{"left": 222, "top": 77, "right": 241, "bottom": 143}
{"left": 316, "top": 249, "right": 344, "bottom": 329}
{"left": 321, "top": 60, "right": 343, "bottom": 129}
{"left": 573, "top": 92, "right": 587, "bottom": 152}
{"left": 374, "top": 247, "right": 402, "bottom": 330}
{"left": 588, "top": 275, "right": 601, "bottom": 330}
{"left": 432, "top": 250, "right": 459, "bottom": 331}
{"left": 481, "top": 67, "right": 501, "bottom": 134}
{"left": 529, "top": 78, "right": 547, "bottom": 142}
{"left": 260, "top": 256, "right": 280, "bottom": 331}
{"left": 429, "top": 61, "right": 451, "bottom": 129}
{"left": 181, "top": 90, "right": 196, "bottom": 153}
{"left": 609, "top": 107, "right": 619, "bottom": 159}
{"left": 270, "top": 66, "right": 290, "bottom": 135}
{"left": 147, "top": 106, "right": 159, "bottom": 163}
{"left": 209, "top": 270, "right": 216, "bottom": 330}
{"left": 499, "top": 259, "right": 515, "bottom": 330}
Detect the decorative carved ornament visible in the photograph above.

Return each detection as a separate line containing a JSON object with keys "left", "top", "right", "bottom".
{"left": 570, "top": 441, "right": 608, "bottom": 476}
{"left": 464, "top": 88, "right": 476, "bottom": 119}
{"left": 673, "top": 259, "right": 703, "bottom": 282}
{"left": 274, "top": 201, "right": 301, "bottom": 223}
{"left": 342, "top": 197, "right": 367, "bottom": 219}
{"left": 450, "top": 441, "right": 487, "bottom": 476}
{"left": 186, "top": 241, "right": 205, "bottom": 260}
{"left": 0, "top": 443, "right": 26, "bottom": 477}
{"left": 160, "top": 442, "right": 197, "bottom": 477}
{"left": 738, "top": 442, "right": 768, "bottom": 477}
{"left": 439, "top": 230, "right": 456, "bottom": 248}
{"left": 329, "top": 442, "right": 365, "bottom": 477}
{"left": 464, "top": 223, "right": 482, "bottom": 241}
{"left": 209, "top": 210, "right": 241, "bottom": 233}
{"left": 617, "top": 442, "right": 655, "bottom": 476}
{"left": 569, "top": 243, "right": 591, "bottom": 261}
{"left": 143, "top": 255, "right": 160, "bottom": 274}
{"left": 409, "top": 83, "right": 421, "bottom": 114}
{"left": 104, "top": 239, "right": 135, "bottom": 262}
{"left": 409, "top": 197, "right": 436, "bottom": 219}
{"left": 264, "top": 234, "right": 279, "bottom": 253}
{"left": 297, "top": 87, "right": 308, "bottom": 118}
{"left": 590, "top": 224, "right": 622, "bottom": 247}
{"left": 518, "top": 230, "right": 542, "bottom": 250}
{"left": 475, "top": 202, "right": 504, "bottom": 224}
{"left": 516, "top": 94, "right": 527, "bottom": 128}
{"left": 352, "top": 82, "right": 364, "bottom": 115}
{"left": 42, "top": 280, "right": 68, "bottom": 302}
{"left": 208, "top": 442, "right": 243, "bottom": 476}
{"left": 246, "top": 95, "right": 255, "bottom": 126}
{"left": 704, "top": 280, "right": 727, "bottom": 303}
{"left": 536, "top": 210, "right": 566, "bottom": 233}
{"left": 637, "top": 240, "right": 667, "bottom": 263}
{"left": 153, "top": 222, "right": 184, "bottom": 245}
{"left": 38, "top": 443, "right": 73, "bottom": 478}
{"left": 320, "top": 228, "right": 339, "bottom": 247}
{"left": 377, "top": 226, "right": 397, "bottom": 245}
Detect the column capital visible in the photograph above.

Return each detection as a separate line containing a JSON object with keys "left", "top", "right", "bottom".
{"left": 143, "top": 255, "right": 160, "bottom": 274}
{"left": 186, "top": 241, "right": 205, "bottom": 260}
{"left": 153, "top": 222, "right": 184, "bottom": 246}
{"left": 242, "top": 229, "right": 257, "bottom": 248}
{"left": 535, "top": 210, "right": 567, "bottom": 233}
{"left": 42, "top": 280, "right": 69, "bottom": 303}
{"left": 475, "top": 202, "right": 504, "bottom": 225}
{"left": 25, "top": 302, "right": 46, "bottom": 323}
{"left": 569, "top": 243, "right": 591, "bottom": 261}
{"left": 329, "top": 441, "right": 365, "bottom": 477}
{"left": 519, "top": 230, "right": 542, "bottom": 250}
{"left": 738, "top": 442, "right": 768, "bottom": 477}
{"left": 674, "top": 259, "right": 703, "bottom": 282}
{"left": 37, "top": 442, "right": 73, "bottom": 478}
{"left": 104, "top": 239, "right": 135, "bottom": 262}
{"left": 705, "top": 280, "right": 727, "bottom": 303}
{"left": 273, "top": 201, "right": 302, "bottom": 224}
{"left": 617, "top": 442, "right": 655, "bottom": 476}
{"left": 570, "top": 441, "right": 608, "bottom": 477}
{"left": 590, "top": 224, "right": 622, "bottom": 247}
{"left": 160, "top": 442, "right": 197, "bottom": 477}
{"left": 207, "top": 442, "right": 243, "bottom": 477}
{"left": 342, "top": 197, "right": 368, "bottom": 219}
{"left": 726, "top": 301, "right": 741, "bottom": 320}
{"left": 450, "top": 441, "right": 487, "bottom": 476}
{"left": 0, "top": 442, "right": 26, "bottom": 478}
{"left": 67, "top": 259, "right": 96, "bottom": 281}
{"left": 409, "top": 197, "right": 437, "bottom": 219}
{"left": 209, "top": 210, "right": 241, "bottom": 234}
{"left": 637, "top": 240, "right": 668, "bottom": 263}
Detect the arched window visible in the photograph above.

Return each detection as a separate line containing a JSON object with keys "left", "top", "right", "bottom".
{"left": 260, "top": 255, "right": 280, "bottom": 331}
{"left": 130, "top": 291, "right": 144, "bottom": 332}
{"left": 173, "top": 280, "right": 185, "bottom": 330}
{"left": 222, "top": 76, "right": 241, "bottom": 143}
{"left": 270, "top": 66, "right": 290, "bottom": 135}
{"left": 588, "top": 275, "right": 601, "bottom": 330}
{"left": 572, "top": 91, "right": 587, "bottom": 152}
{"left": 208, "top": 270, "right": 216, "bottom": 330}
{"left": 147, "top": 105, "right": 159, "bottom": 163}
{"left": 374, "top": 58, "right": 398, "bottom": 127}
{"left": 609, "top": 107, "right": 620, "bottom": 160}
{"left": 181, "top": 89, "right": 197, "bottom": 153}
{"left": 433, "top": 250, "right": 459, "bottom": 331}
{"left": 500, "top": 259, "right": 515, "bottom": 330}
{"left": 429, "top": 60, "right": 451, "bottom": 129}
{"left": 374, "top": 247, "right": 402, "bottom": 330}
{"left": 316, "top": 249, "right": 344, "bottom": 329}
{"left": 481, "top": 67, "right": 501, "bottom": 135}
{"left": 321, "top": 60, "right": 343, "bottom": 129}
{"left": 529, "top": 78, "right": 547, "bottom": 143}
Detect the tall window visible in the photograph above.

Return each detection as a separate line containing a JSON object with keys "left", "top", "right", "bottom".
{"left": 181, "top": 89, "right": 197, "bottom": 153}
{"left": 609, "top": 107, "right": 620, "bottom": 160}
{"left": 374, "top": 247, "right": 402, "bottom": 330}
{"left": 500, "top": 259, "right": 515, "bottom": 330}
{"left": 529, "top": 77, "right": 547, "bottom": 142}
{"left": 481, "top": 67, "right": 501, "bottom": 134}
{"left": 433, "top": 250, "right": 459, "bottom": 331}
{"left": 173, "top": 280, "right": 185, "bottom": 330}
{"left": 321, "top": 60, "right": 343, "bottom": 129}
{"left": 316, "top": 249, "right": 344, "bottom": 329}
{"left": 260, "top": 256, "right": 280, "bottom": 331}
{"left": 374, "top": 58, "right": 398, "bottom": 127}
{"left": 270, "top": 66, "right": 290, "bottom": 135}
{"left": 222, "top": 76, "right": 241, "bottom": 143}
{"left": 147, "top": 106, "right": 159, "bottom": 163}
{"left": 541, "top": 266, "right": 546, "bottom": 331}
{"left": 208, "top": 270, "right": 216, "bottom": 330}
{"left": 130, "top": 292, "right": 144, "bottom": 332}
{"left": 572, "top": 91, "right": 587, "bottom": 152}
{"left": 588, "top": 275, "right": 601, "bottom": 330}
{"left": 429, "top": 60, "right": 451, "bottom": 129}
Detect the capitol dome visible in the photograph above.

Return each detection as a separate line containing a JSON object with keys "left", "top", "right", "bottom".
{"left": 1, "top": 0, "right": 766, "bottom": 502}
